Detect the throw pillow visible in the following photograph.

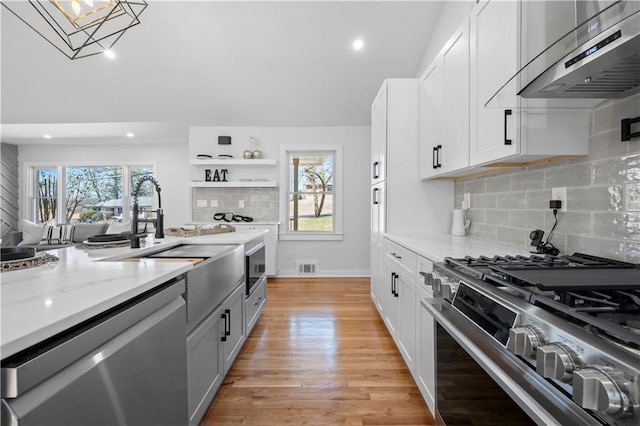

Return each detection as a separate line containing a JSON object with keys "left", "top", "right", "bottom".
{"left": 18, "top": 218, "right": 55, "bottom": 245}
{"left": 107, "top": 221, "right": 132, "bottom": 234}
{"left": 42, "top": 224, "right": 74, "bottom": 245}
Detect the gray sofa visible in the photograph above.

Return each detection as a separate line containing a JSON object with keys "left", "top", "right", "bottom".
{"left": 7, "top": 223, "right": 109, "bottom": 251}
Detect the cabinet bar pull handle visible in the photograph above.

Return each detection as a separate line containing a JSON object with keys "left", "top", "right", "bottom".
{"left": 373, "top": 188, "right": 379, "bottom": 205}
{"left": 373, "top": 161, "right": 380, "bottom": 179}
{"left": 432, "top": 146, "right": 438, "bottom": 169}
{"left": 391, "top": 252, "right": 402, "bottom": 259}
{"left": 225, "top": 309, "right": 231, "bottom": 337}
{"left": 393, "top": 273, "right": 399, "bottom": 298}
{"left": 504, "top": 109, "right": 512, "bottom": 145}
{"left": 391, "top": 272, "right": 396, "bottom": 296}
{"left": 436, "top": 145, "right": 442, "bottom": 168}
{"left": 221, "top": 312, "right": 228, "bottom": 342}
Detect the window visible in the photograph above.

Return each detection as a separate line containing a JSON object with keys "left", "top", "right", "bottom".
{"left": 280, "top": 145, "right": 342, "bottom": 240}
{"left": 28, "top": 164, "right": 154, "bottom": 224}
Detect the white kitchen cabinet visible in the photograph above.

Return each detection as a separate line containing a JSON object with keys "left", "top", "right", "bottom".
{"left": 370, "top": 241, "right": 383, "bottom": 315}
{"left": 370, "top": 181, "right": 385, "bottom": 314}
{"left": 468, "top": 0, "right": 588, "bottom": 168}
{"left": 371, "top": 83, "right": 387, "bottom": 185}
{"left": 397, "top": 268, "right": 417, "bottom": 373}
{"left": 370, "top": 79, "right": 452, "bottom": 312}
{"left": 420, "top": 18, "right": 470, "bottom": 179}
{"left": 231, "top": 223, "right": 279, "bottom": 276}
{"left": 382, "top": 260, "right": 400, "bottom": 337}
{"left": 187, "top": 283, "right": 245, "bottom": 426}
{"left": 383, "top": 239, "right": 418, "bottom": 373}
{"left": 415, "top": 255, "right": 436, "bottom": 414}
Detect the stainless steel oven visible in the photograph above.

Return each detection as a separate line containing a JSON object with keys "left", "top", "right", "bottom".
{"left": 245, "top": 237, "right": 266, "bottom": 297}
{"left": 422, "top": 253, "right": 640, "bottom": 426}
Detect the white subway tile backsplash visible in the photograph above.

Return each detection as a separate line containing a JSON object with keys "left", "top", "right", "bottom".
{"left": 510, "top": 170, "right": 544, "bottom": 191}
{"left": 191, "top": 187, "right": 278, "bottom": 223}
{"left": 455, "top": 93, "right": 640, "bottom": 262}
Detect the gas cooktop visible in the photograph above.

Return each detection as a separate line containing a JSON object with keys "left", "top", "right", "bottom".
{"left": 443, "top": 253, "right": 640, "bottom": 348}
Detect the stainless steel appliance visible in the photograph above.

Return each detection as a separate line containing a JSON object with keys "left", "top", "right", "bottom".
{"left": 245, "top": 237, "right": 266, "bottom": 298}
{"left": 518, "top": 0, "right": 640, "bottom": 99}
{"left": 423, "top": 253, "right": 639, "bottom": 426}
{"left": 1, "top": 279, "right": 187, "bottom": 425}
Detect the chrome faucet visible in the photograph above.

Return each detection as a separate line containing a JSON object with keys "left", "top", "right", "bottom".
{"left": 132, "top": 176, "right": 164, "bottom": 239}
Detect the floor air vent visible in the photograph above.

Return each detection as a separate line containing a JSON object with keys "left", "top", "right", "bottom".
{"left": 296, "top": 260, "right": 319, "bottom": 275}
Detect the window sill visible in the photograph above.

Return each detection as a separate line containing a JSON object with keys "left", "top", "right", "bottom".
{"left": 279, "top": 233, "right": 343, "bottom": 241}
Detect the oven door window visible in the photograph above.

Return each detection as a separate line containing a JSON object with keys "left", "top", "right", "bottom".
{"left": 436, "top": 323, "right": 536, "bottom": 425}
{"left": 247, "top": 244, "right": 266, "bottom": 294}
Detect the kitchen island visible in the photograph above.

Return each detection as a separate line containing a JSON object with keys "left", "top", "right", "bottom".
{"left": 1, "top": 229, "right": 268, "bottom": 358}
{"left": 1, "top": 229, "right": 267, "bottom": 426}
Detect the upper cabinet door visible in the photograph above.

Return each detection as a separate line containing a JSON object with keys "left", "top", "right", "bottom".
{"left": 419, "top": 18, "right": 470, "bottom": 179}
{"left": 469, "top": 0, "right": 520, "bottom": 166}
{"left": 440, "top": 18, "right": 470, "bottom": 175}
{"left": 419, "top": 59, "right": 444, "bottom": 180}
{"left": 371, "top": 82, "right": 388, "bottom": 184}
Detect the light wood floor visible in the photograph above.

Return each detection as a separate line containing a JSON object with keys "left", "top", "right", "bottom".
{"left": 200, "top": 277, "right": 435, "bottom": 425}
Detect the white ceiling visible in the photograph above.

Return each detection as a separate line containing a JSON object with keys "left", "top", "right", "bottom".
{"left": 1, "top": 1, "right": 443, "bottom": 145}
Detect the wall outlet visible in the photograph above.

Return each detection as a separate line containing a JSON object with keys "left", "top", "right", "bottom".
{"left": 196, "top": 199, "right": 207, "bottom": 208}
{"left": 463, "top": 192, "right": 471, "bottom": 209}
{"left": 239, "top": 200, "right": 245, "bottom": 208}
{"left": 210, "top": 200, "right": 218, "bottom": 208}
{"left": 551, "top": 187, "right": 567, "bottom": 212}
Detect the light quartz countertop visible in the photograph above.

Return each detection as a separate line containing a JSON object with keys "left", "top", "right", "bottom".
{"left": 1, "top": 229, "right": 267, "bottom": 359}
{"left": 384, "top": 232, "right": 532, "bottom": 262}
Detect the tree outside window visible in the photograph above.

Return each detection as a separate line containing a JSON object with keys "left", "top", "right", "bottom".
{"left": 33, "top": 165, "right": 153, "bottom": 224}
{"left": 288, "top": 153, "right": 334, "bottom": 232}
{"left": 36, "top": 169, "right": 57, "bottom": 222}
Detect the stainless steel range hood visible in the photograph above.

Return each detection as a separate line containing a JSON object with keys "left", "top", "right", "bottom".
{"left": 486, "top": 0, "right": 640, "bottom": 108}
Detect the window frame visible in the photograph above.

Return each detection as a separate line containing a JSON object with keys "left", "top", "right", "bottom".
{"left": 23, "top": 161, "right": 157, "bottom": 224}
{"left": 279, "top": 145, "right": 343, "bottom": 241}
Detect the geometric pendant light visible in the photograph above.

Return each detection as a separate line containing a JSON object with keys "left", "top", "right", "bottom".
{"left": 1, "top": 0, "right": 148, "bottom": 60}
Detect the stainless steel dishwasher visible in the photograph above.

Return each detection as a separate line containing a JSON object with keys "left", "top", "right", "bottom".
{"left": 1, "top": 279, "right": 188, "bottom": 426}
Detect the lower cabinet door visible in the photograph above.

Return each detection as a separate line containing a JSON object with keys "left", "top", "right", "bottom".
{"left": 223, "top": 284, "right": 246, "bottom": 375}
{"left": 397, "top": 270, "right": 416, "bottom": 373}
{"left": 186, "top": 304, "right": 224, "bottom": 426}
{"left": 417, "top": 286, "right": 436, "bottom": 413}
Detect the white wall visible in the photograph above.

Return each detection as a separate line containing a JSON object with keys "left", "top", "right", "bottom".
{"left": 190, "top": 126, "right": 371, "bottom": 276}
{"left": 17, "top": 143, "right": 190, "bottom": 228}
{"left": 416, "top": 0, "right": 475, "bottom": 77}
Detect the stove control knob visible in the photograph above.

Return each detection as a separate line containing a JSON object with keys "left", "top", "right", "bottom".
{"left": 507, "top": 326, "right": 545, "bottom": 358}
{"left": 432, "top": 277, "right": 442, "bottom": 294}
{"left": 424, "top": 272, "right": 434, "bottom": 287}
{"left": 536, "top": 343, "right": 579, "bottom": 382}
{"left": 573, "top": 367, "right": 632, "bottom": 417}
{"left": 440, "top": 281, "right": 457, "bottom": 301}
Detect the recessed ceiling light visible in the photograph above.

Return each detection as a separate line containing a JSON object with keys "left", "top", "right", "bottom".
{"left": 126, "top": 132, "right": 135, "bottom": 138}
{"left": 43, "top": 134, "right": 52, "bottom": 139}
{"left": 104, "top": 49, "right": 116, "bottom": 59}
{"left": 353, "top": 39, "right": 364, "bottom": 51}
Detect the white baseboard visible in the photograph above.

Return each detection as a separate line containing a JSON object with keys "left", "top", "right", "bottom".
{"left": 275, "top": 269, "right": 370, "bottom": 278}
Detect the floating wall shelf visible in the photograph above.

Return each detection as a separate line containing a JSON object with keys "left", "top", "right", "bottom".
{"left": 189, "top": 159, "right": 276, "bottom": 166}
{"left": 190, "top": 181, "right": 277, "bottom": 188}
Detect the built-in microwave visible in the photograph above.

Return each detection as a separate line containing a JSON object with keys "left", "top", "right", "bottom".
{"left": 245, "top": 238, "right": 266, "bottom": 297}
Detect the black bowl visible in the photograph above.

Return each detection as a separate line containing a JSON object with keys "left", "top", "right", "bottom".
{"left": 1, "top": 247, "right": 36, "bottom": 262}
{"left": 86, "top": 234, "right": 131, "bottom": 243}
